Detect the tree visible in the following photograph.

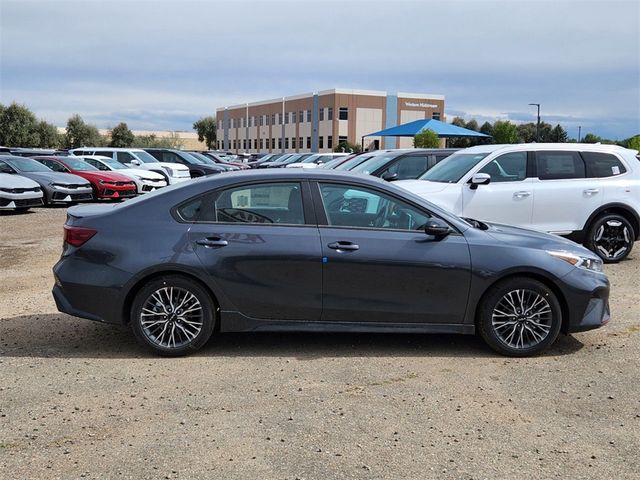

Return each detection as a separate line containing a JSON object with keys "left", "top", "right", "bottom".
{"left": 334, "top": 141, "right": 361, "bottom": 153}
{"left": 0, "top": 102, "right": 40, "bottom": 147}
{"left": 131, "top": 132, "right": 184, "bottom": 149}
{"left": 35, "top": 120, "right": 61, "bottom": 147}
{"left": 492, "top": 120, "right": 519, "bottom": 144}
{"left": 465, "top": 119, "right": 479, "bottom": 132}
{"left": 626, "top": 135, "right": 640, "bottom": 150}
{"left": 549, "top": 124, "right": 568, "bottom": 143}
{"left": 582, "top": 133, "right": 602, "bottom": 144}
{"left": 448, "top": 117, "right": 469, "bottom": 148}
{"left": 64, "top": 114, "right": 104, "bottom": 148}
{"left": 413, "top": 128, "right": 440, "bottom": 148}
{"left": 193, "top": 116, "right": 217, "bottom": 149}
{"left": 110, "top": 122, "right": 134, "bottom": 147}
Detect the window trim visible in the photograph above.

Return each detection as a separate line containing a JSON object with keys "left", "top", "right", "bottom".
{"left": 171, "top": 179, "right": 317, "bottom": 227}
{"left": 309, "top": 180, "right": 461, "bottom": 234}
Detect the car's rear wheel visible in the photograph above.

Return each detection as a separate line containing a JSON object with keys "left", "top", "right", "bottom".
{"left": 478, "top": 278, "right": 562, "bottom": 356}
{"left": 131, "top": 275, "right": 215, "bottom": 356}
{"left": 585, "top": 213, "right": 634, "bottom": 263}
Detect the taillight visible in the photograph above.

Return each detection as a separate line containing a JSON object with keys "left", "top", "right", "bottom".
{"left": 63, "top": 225, "right": 97, "bottom": 247}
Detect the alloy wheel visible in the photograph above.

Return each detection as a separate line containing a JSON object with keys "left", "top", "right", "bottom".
{"left": 139, "top": 286, "right": 203, "bottom": 349}
{"left": 491, "top": 289, "right": 553, "bottom": 350}
{"left": 593, "top": 220, "right": 631, "bottom": 261}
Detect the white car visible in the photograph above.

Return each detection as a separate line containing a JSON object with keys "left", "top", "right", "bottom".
{"left": 78, "top": 155, "right": 168, "bottom": 193}
{"left": 286, "top": 153, "right": 349, "bottom": 168}
{"left": 70, "top": 148, "right": 191, "bottom": 184}
{"left": 0, "top": 172, "right": 44, "bottom": 211}
{"left": 396, "top": 143, "right": 640, "bottom": 263}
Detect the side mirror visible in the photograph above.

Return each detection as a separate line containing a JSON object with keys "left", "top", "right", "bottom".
{"left": 316, "top": 160, "right": 324, "bottom": 165}
{"left": 130, "top": 159, "right": 141, "bottom": 166}
{"left": 468, "top": 173, "right": 491, "bottom": 190}
{"left": 424, "top": 218, "right": 451, "bottom": 239}
{"left": 382, "top": 171, "right": 399, "bottom": 182}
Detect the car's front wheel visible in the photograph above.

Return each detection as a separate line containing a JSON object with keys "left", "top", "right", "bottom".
{"left": 131, "top": 275, "right": 215, "bottom": 356}
{"left": 478, "top": 277, "right": 562, "bottom": 356}
{"left": 585, "top": 213, "right": 634, "bottom": 263}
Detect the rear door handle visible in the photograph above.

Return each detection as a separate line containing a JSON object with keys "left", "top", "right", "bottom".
{"left": 196, "top": 237, "right": 228, "bottom": 248}
{"left": 584, "top": 188, "right": 600, "bottom": 195}
{"left": 513, "top": 191, "right": 531, "bottom": 198}
{"left": 328, "top": 241, "right": 359, "bottom": 251}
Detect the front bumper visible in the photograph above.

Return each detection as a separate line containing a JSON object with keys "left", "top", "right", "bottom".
{"left": 167, "top": 175, "right": 190, "bottom": 185}
{"left": 137, "top": 179, "right": 168, "bottom": 193}
{"left": 0, "top": 192, "right": 43, "bottom": 209}
{"left": 560, "top": 267, "right": 610, "bottom": 333}
{"left": 49, "top": 186, "right": 94, "bottom": 203}
{"left": 95, "top": 184, "right": 137, "bottom": 199}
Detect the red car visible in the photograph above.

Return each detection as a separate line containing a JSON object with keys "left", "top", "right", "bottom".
{"left": 33, "top": 156, "right": 137, "bottom": 200}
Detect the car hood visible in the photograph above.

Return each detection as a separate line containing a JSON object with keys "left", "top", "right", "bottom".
{"left": 482, "top": 221, "right": 594, "bottom": 256}
{"left": 19, "top": 171, "right": 89, "bottom": 185}
{"left": 73, "top": 170, "right": 134, "bottom": 182}
{"left": 154, "top": 162, "right": 189, "bottom": 172}
{"left": 0, "top": 173, "right": 40, "bottom": 188}
{"left": 116, "top": 168, "right": 164, "bottom": 180}
{"left": 394, "top": 179, "right": 453, "bottom": 195}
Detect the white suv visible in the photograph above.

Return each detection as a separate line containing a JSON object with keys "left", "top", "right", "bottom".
{"left": 70, "top": 148, "right": 190, "bottom": 184}
{"left": 396, "top": 143, "right": 640, "bottom": 263}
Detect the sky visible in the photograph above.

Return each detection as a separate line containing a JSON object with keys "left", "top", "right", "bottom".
{"left": 0, "top": 0, "right": 638, "bottom": 139}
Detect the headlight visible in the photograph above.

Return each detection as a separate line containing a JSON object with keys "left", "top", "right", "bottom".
{"left": 50, "top": 183, "right": 68, "bottom": 188}
{"left": 547, "top": 250, "right": 603, "bottom": 273}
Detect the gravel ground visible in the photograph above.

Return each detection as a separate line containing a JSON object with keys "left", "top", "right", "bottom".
{"left": 1, "top": 207, "right": 639, "bottom": 480}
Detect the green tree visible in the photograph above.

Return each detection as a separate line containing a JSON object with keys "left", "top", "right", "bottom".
{"left": 0, "top": 102, "right": 40, "bottom": 147}
{"left": 131, "top": 132, "right": 184, "bottom": 149}
{"left": 109, "top": 122, "right": 134, "bottom": 147}
{"left": 413, "top": 128, "right": 440, "bottom": 148}
{"left": 625, "top": 135, "right": 640, "bottom": 150}
{"left": 64, "top": 114, "right": 104, "bottom": 148}
{"left": 193, "top": 116, "right": 217, "bottom": 149}
{"left": 492, "top": 120, "right": 519, "bottom": 144}
{"left": 582, "top": 133, "right": 602, "bottom": 144}
{"left": 549, "top": 124, "right": 568, "bottom": 143}
{"left": 465, "top": 119, "right": 479, "bottom": 132}
{"left": 334, "top": 140, "right": 361, "bottom": 153}
{"left": 480, "top": 121, "right": 493, "bottom": 136}
{"left": 35, "top": 120, "right": 61, "bottom": 147}
{"left": 448, "top": 117, "right": 469, "bottom": 147}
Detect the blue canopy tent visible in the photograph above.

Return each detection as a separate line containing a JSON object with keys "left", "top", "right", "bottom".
{"left": 363, "top": 118, "right": 491, "bottom": 149}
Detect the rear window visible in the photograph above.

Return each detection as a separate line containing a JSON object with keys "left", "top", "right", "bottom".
{"left": 536, "top": 151, "right": 585, "bottom": 180}
{"left": 581, "top": 152, "right": 627, "bottom": 178}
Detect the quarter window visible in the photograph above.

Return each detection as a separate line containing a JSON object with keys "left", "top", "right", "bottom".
{"left": 319, "top": 183, "right": 432, "bottom": 231}
{"left": 582, "top": 152, "right": 627, "bottom": 178}
{"left": 479, "top": 152, "right": 527, "bottom": 182}
{"left": 536, "top": 151, "right": 585, "bottom": 180}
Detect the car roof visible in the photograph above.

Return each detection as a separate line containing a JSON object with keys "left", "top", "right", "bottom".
{"left": 70, "top": 147, "right": 147, "bottom": 152}
{"left": 462, "top": 143, "right": 636, "bottom": 154}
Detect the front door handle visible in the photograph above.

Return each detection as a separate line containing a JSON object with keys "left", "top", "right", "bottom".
{"left": 196, "top": 237, "right": 228, "bottom": 248}
{"left": 513, "top": 191, "right": 531, "bottom": 198}
{"left": 328, "top": 241, "right": 359, "bottom": 251}
{"left": 584, "top": 188, "right": 600, "bottom": 195}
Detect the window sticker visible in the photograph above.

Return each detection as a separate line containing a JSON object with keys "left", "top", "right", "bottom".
{"left": 612, "top": 166, "right": 620, "bottom": 175}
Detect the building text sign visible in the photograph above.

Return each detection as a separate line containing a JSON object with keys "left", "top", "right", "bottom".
{"left": 405, "top": 101, "right": 438, "bottom": 109}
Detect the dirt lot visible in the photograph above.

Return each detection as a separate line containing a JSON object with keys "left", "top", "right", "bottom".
{"left": 1, "top": 207, "right": 639, "bottom": 480}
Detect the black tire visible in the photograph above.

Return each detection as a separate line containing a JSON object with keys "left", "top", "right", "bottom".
{"left": 477, "top": 277, "right": 562, "bottom": 357}
{"left": 130, "top": 275, "right": 215, "bottom": 356}
{"left": 585, "top": 213, "right": 634, "bottom": 263}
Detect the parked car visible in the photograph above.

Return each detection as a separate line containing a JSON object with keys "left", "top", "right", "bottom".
{"left": 144, "top": 148, "right": 225, "bottom": 177}
{"left": 70, "top": 148, "right": 191, "bottom": 185}
{"left": 333, "top": 151, "right": 384, "bottom": 171}
{"left": 33, "top": 156, "right": 137, "bottom": 200}
{"left": 78, "top": 156, "right": 167, "bottom": 194}
{"left": 191, "top": 151, "right": 248, "bottom": 169}
{"left": 396, "top": 143, "right": 640, "bottom": 262}
{"left": 256, "top": 154, "right": 296, "bottom": 168}
{"left": 187, "top": 152, "right": 239, "bottom": 172}
{"left": 0, "top": 172, "right": 43, "bottom": 211}
{"left": 9, "top": 148, "right": 70, "bottom": 157}
{"left": 53, "top": 169, "right": 609, "bottom": 357}
{"left": 247, "top": 153, "right": 282, "bottom": 168}
{"left": 286, "top": 153, "right": 349, "bottom": 169}
{"left": 319, "top": 152, "right": 364, "bottom": 169}
{"left": 0, "top": 156, "right": 93, "bottom": 204}
{"left": 349, "top": 148, "right": 459, "bottom": 180}
{"left": 267, "top": 153, "right": 314, "bottom": 168}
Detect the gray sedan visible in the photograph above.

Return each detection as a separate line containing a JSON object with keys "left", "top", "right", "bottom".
{"left": 0, "top": 156, "right": 93, "bottom": 204}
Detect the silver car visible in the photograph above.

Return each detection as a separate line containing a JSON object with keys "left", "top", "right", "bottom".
{"left": 0, "top": 171, "right": 43, "bottom": 211}
{"left": 0, "top": 156, "right": 93, "bottom": 204}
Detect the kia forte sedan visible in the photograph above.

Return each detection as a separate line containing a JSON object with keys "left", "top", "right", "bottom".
{"left": 52, "top": 170, "right": 610, "bottom": 357}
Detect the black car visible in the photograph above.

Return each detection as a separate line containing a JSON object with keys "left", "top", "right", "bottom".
{"left": 144, "top": 148, "right": 225, "bottom": 177}
{"left": 347, "top": 148, "right": 459, "bottom": 180}
{"left": 53, "top": 170, "right": 610, "bottom": 357}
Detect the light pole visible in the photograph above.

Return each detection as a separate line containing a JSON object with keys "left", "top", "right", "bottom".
{"left": 528, "top": 103, "right": 541, "bottom": 142}
{"left": 578, "top": 126, "right": 582, "bottom": 142}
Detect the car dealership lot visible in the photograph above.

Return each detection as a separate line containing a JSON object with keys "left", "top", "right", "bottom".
{"left": 1, "top": 208, "right": 639, "bottom": 479}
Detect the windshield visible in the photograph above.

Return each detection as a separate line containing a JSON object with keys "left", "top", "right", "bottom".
{"left": 335, "top": 154, "right": 374, "bottom": 170}
{"left": 301, "top": 154, "right": 321, "bottom": 163}
{"left": 6, "top": 157, "right": 53, "bottom": 172}
{"left": 350, "top": 153, "right": 399, "bottom": 174}
{"left": 131, "top": 150, "right": 160, "bottom": 163}
{"left": 183, "top": 152, "right": 210, "bottom": 165}
{"left": 320, "top": 157, "right": 347, "bottom": 169}
{"left": 65, "top": 158, "right": 99, "bottom": 171}
{"left": 99, "top": 158, "right": 127, "bottom": 170}
{"left": 419, "top": 153, "right": 489, "bottom": 183}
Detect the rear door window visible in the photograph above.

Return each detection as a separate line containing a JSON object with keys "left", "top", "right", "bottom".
{"left": 536, "top": 151, "right": 585, "bottom": 180}
{"left": 581, "top": 152, "right": 627, "bottom": 178}
{"left": 383, "top": 154, "right": 430, "bottom": 180}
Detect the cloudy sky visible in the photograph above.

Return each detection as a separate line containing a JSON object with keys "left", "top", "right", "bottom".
{"left": 1, "top": 0, "right": 638, "bottom": 139}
